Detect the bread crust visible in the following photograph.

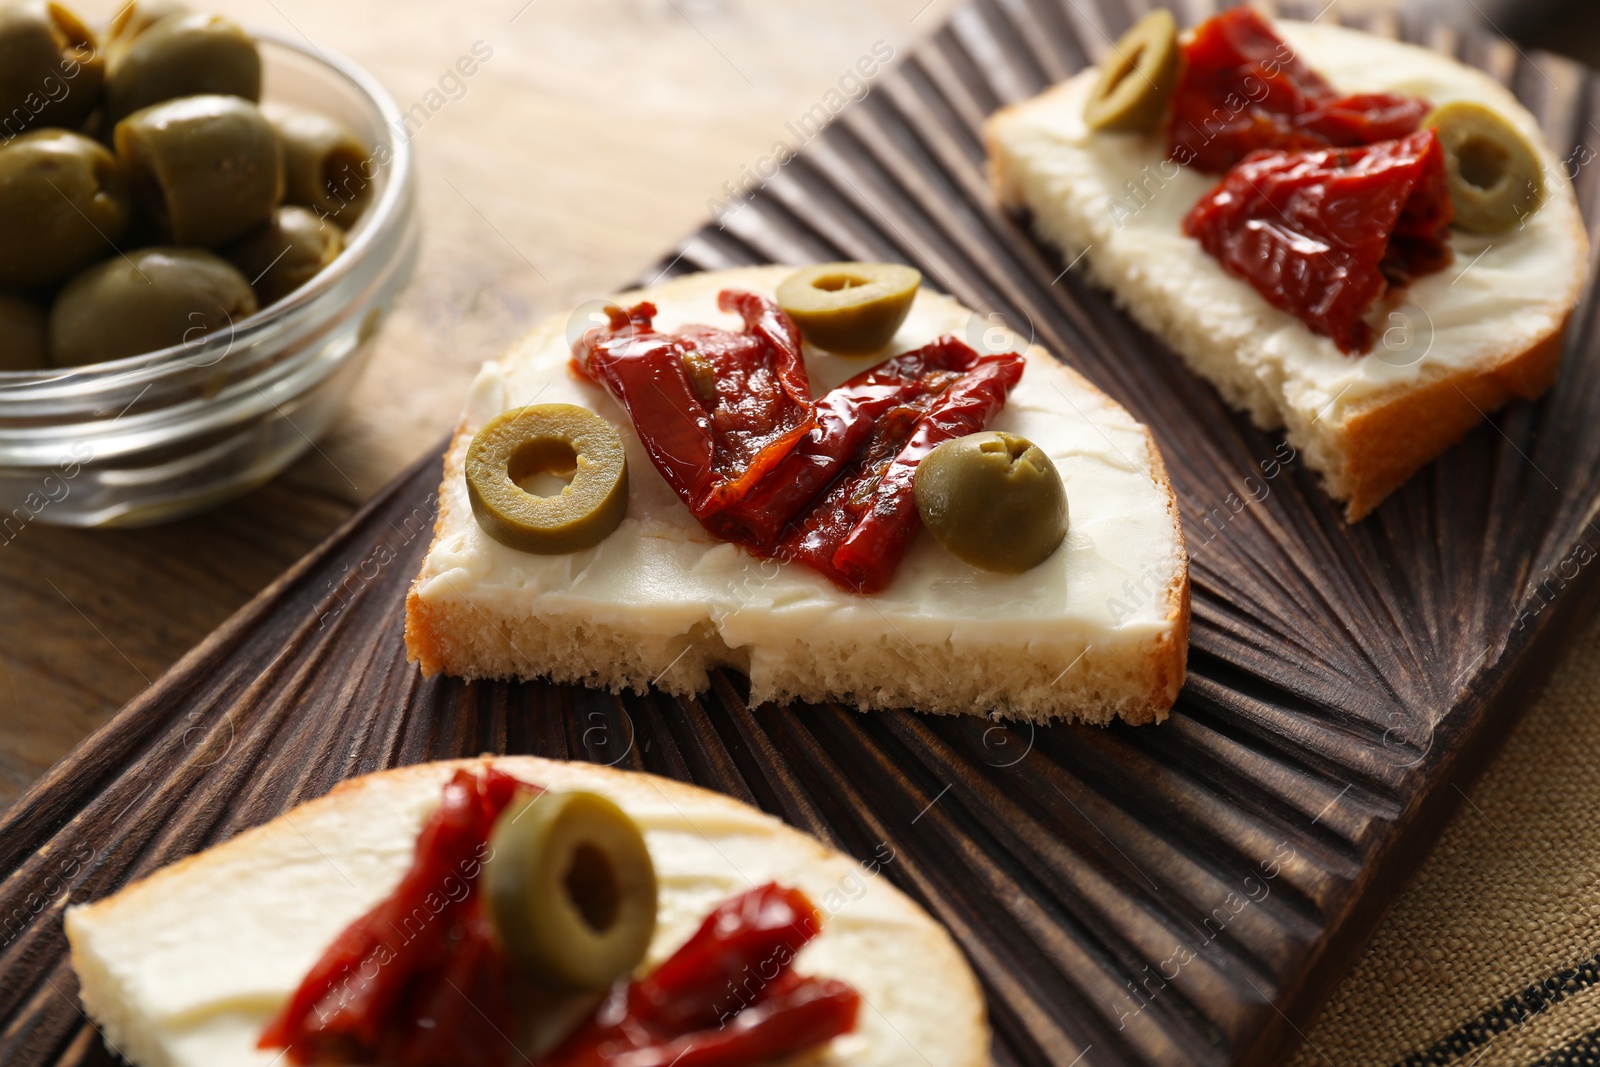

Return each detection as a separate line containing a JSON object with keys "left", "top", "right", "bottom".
{"left": 404, "top": 267, "right": 1189, "bottom": 726}
{"left": 68, "top": 757, "right": 992, "bottom": 1067}
{"left": 404, "top": 418, "right": 476, "bottom": 678}
{"left": 1141, "top": 424, "right": 1191, "bottom": 712}
{"left": 1336, "top": 311, "right": 1570, "bottom": 519}
{"left": 984, "top": 22, "right": 1589, "bottom": 523}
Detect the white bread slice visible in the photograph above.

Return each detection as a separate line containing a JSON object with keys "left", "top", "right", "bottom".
{"left": 65, "top": 756, "right": 990, "bottom": 1067}
{"left": 404, "top": 266, "right": 1189, "bottom": 725}
{"left": 987, "top": 20, "right": 1589, "bottom": 520}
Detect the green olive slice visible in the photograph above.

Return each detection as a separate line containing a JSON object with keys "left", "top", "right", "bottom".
{"left": 484, "top": 790, "right": 657, "bottom": 991}
{"left": 1083, "top": 10, "right": 1180, "bottom": 133}
{"left": 1426, "top": 101, "right": 1545, "bottom": 234}
{"left": 466, "top": 404, "right": 629, "bottom": 554}
{"left": 775, "top": 262, "right": 920, "bottom": 356}
{"left": 914, "top": 431, "right": 1068, "bottom": 573}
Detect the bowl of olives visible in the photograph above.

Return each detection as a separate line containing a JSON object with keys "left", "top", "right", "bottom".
{"left": 0, "top": 2, "right": 416, "bottom": 526}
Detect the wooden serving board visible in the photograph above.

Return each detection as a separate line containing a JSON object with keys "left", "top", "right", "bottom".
{"left": 6, "top": 2, "right": 1600, "bottom": 1065}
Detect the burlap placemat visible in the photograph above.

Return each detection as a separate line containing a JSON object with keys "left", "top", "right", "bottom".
{"left": 1291, "top": 614, "right": 1600, "bottom": 1066}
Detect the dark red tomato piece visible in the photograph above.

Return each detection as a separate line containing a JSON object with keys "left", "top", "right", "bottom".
{"left": 577, "top": 297, "right": 1026, "bottom": 592}
{"left": 629, "top": 882, "right": 823, "bottom": 1032}
{"left": 780, "top": 353, "right": 1025, "bottom": 593}
{"left": 546, "top": 976, "right": 860, "bottom": 1067}
{"left": 707, "top": 335, "right": 982, "bottom": 549}
{"left": 544, "top": 883, "right": 860, "bottom": 1067}
{"left": 1183, "top": 129, "right": 1453, "bottom": 353}
{"left": 572, "top": 291, "right": 815, "bottom": 517}
{"left": 258, "top": 766, "right": 533, "bottom": 1067}
{"left": 1168, "top": 7, "right": 1429, "bottom": 172}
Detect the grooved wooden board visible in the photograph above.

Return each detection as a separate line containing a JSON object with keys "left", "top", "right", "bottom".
{"left": 5, "top": 2, "right": 1600, "bottom": 1066}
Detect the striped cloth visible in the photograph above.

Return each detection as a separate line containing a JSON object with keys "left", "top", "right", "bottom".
{"left": 1293, "top": 614, "right": 1600, "bottom": 1065}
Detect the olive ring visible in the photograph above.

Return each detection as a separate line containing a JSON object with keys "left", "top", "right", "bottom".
{"left": 465, "top": 404, "right": 630, "bottom": 554}
{"left": 1426, "top": 100, "right": 1546, "bottom": 235}
{"left": 484, "top": 790, "right": 658, "bottom": 990}
{"left": 1083, "top": 10, "right": 1180, "bottom": 133}
{"left": 776, "top": 261, "right": 921, "bottom": 356}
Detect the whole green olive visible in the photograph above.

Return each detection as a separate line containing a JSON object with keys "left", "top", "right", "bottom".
{"left": 49, "top": 246, "right": 258, "bottom": 365}
{"left": 0, "top": 1, "right": 102, "bottom": 136}
{"left": 484, "top": 790, "right": 658, "bottom": 991}
{"left": 0, "top": 129, "right": 130, "bottom": 287}
{"left": 115, "top": 94, "right": 283, "bottom": 248}
{"left": 265, "top": 104, "right": 372, "bottom": 226}
{"left": 914, "top": 431, "right": 1069, "bottom": 573}
{"left": 0, "top": 292, "right": 48, "bottom": 370}
{"left": 775, "top": 262, "right": 921, "bottom": 356}
{"left": 466, "top": 404, "right": 630, "bottom": 554}
{"left": 1083, "top": 10, "right": 1180, "bottom": 133}
{"left": 103, "top": 11, "right": 259, "bottom": 127}
{"left": 224, "top": 206, "right": 343, "bottom": 306}
{"left": 1426, "top": 101, "right": 1545, "bottom": 234}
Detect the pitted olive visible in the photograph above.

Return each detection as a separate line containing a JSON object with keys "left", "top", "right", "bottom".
{"left": 465, "top": 404, "right": 630, "bottom": 554}
{"left": 104, "top": 10, "right": 259, "bottom": 126}
{"left": 265, "top": 104, "right": 372, "bottom": 225}
{"left": 1083, "top": 10, "right": 1180, "bottom": 133}
{"left": 484, "top": 790, "right": 657, "bottom": 990}
{"left": 0, "top": 292, "right": 48, "bottom": 370}
{"left": 914, "top": 431, "right": 1069, "bottom": 573}
{"left": 115, "top": 94, "right": 283, "bottom": 247}
{"left": 0, "top": 1, "right": 103, "bottom": 135}
{"left": 775, "top": 262, "right": 921, "bottom": 355}
{"left": 1426, "top": 101, "right": 1545, "bottom": 234}
{"left": 0, "top": 129, "right": 129, "bottom": 287}
{"left": 49, "top": 246, "right": 257, "bottom": 365}
{"left": 224, "top": 206, "right": 343, "bottom": 306}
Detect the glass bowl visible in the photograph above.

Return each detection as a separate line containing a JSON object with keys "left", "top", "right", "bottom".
{"left": 0, "top": 29, "right": 418, "bottom": 528}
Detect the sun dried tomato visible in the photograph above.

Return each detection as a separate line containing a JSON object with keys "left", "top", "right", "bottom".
{"left": 778, "top": 351, "right": 1024, "bottom": 593}
{"left": 1168, "top": 7, "right": 1430, "bottom": 173}
{"left": 544, "top": 883, "right": 860, "bottom": 1067}
{"left": 578, "top": 296, "right": 1025, "bottom": 592}
{"left": 707, "top": 335, "right": 982, "bottom": 549}
{"left": 1183, "top": 130, "right": 1453, "bottom": 353}
{"left": 572, "top": 292, "right": 815, "bottom": 516}
{"left": 259, "top": 767, "right": 531, "bottom": 1066}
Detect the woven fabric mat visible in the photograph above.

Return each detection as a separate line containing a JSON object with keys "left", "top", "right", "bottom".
{"left": 1291, "top": 614, "right": 1600, "bottom": 1066}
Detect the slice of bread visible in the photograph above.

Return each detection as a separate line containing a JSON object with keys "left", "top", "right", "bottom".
{"left": 987, "top": 19, "right": 1589, "bottom": 520}
{"left": 404, "top": 266, "right": 1189, "bottom": 725}
{"left": 65, "top": 756, "right": 990, "bottom": 1067}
